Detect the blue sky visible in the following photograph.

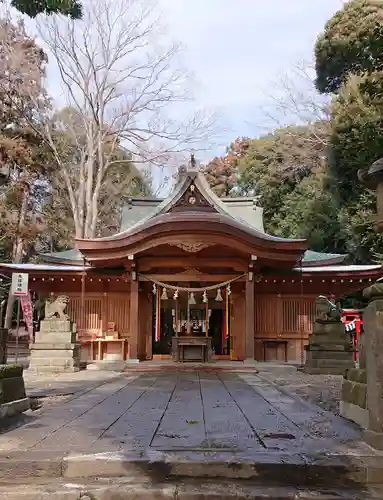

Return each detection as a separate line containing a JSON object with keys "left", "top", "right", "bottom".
{"left": 158, "top": 0, "right": 346, "bottom": 158}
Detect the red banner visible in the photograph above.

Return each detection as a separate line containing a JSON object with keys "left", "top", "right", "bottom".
{"left": 20, "top": 292, "right": 33, "bottom": 343}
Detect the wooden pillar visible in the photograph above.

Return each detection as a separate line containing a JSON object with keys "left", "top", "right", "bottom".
{"left": 129, "top": 279, "right": 139, "bottom": 359}
{"left": 101, "top": 280, "right": 109, "bottom": 334}
{"left": 138, "top": 288, "right": 152, "bottom": 360}
{"left": 245, "top": 274, "right": 255, "bottom": 360}
{"left": 231, "top": 289, "right": 245, "bottom": 360}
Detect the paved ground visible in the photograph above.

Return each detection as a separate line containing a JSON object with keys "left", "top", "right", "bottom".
{"left": 0, "top": 371, "right": 373, "bottom": 459}
{"left": 23, "top": 369, "right": 120, "bottom": 398}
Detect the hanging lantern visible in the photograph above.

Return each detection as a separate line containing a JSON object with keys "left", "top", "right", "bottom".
{"left": 227, "top": 284, "right": 231, "bottom": 296}
{"left": 215, "top": 288, "right": 223, "bottom": 302}
{"left": 188, "top": 292, "right": 196, "bottom": 305}
{"left": 161, "top": 287, "right": 168, "bottom": 300}
{"left": 173, "top": 289, "right": 179, "bottom": 300}
{"left": 202, "top": 290, "right": 208, "bottom": 303}
{"left": 153, "top": 284, "right": 157, "bottom": 295}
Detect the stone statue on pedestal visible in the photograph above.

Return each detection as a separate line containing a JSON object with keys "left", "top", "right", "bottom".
{"left": 44, "top": 295, "right": 70, "bottom": 320}
{"left": 315, "top": 295, "right": 341, "bottom": 322}
{"left": 28, "top": 295, "right": 80, "bottom": 374}
{"left": 303, "top": 295, "right": 354, "bottom": 375}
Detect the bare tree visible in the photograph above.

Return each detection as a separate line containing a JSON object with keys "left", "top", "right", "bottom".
{"left": 257, "top": 60, "right": 331, "bottom": 147}
{"left": 36, "top": 0, "right": 218, "bottom": 239}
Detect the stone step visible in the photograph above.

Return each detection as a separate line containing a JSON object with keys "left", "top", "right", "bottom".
{"left": 310, "top": 351, "right": 354, "bottom": 360}
{"left": 307, "top": 358, "right": 354, "bottom": 368}
{"left": 0, "top": 450, "right": 382, "bottom": 490}
{"left": 122, "top": 364, "right": 260, "bottom": 373}
{"left": 0, "top": 479, "right": 379, "bottom": 500}
{"left": 303, "top": 366, "right": 350, "bottom": 375}
{"left": 26, "top": 365, "right": 80, "bottom": 374}
{"left": 30, "top": 343, "right": 77, "bottom": 351}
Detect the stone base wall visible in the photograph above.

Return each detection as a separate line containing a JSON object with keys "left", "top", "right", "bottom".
{"left": 340, "top": 368, "right": 368, "bottom": 428}
{"left": 28, "top": 319, "right": 80, "bottom": 374}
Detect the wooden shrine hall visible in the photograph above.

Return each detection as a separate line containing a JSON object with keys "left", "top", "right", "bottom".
{"left": 1, "top": 156, "right": 382, "bottom": 364}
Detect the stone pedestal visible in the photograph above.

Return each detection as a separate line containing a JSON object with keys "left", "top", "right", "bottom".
{"left": 361, "top": 284, "right": 383, "bottom": 450}
{"left": 340, "top": 320, "right": 368, "bottom": 427}
{"left": 28, "top": 319, "right": 80, "bottom": 374}
{"left": 303, "top": 299, "right": 354, "bottom": 375}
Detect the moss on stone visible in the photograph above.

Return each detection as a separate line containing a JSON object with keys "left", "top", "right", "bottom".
{"left": 346, "top": 368, "right": 367, "bottom": 384}
{"left": 0, "top": 364, "right": 23, "bottom": 380}
{"left": 341, "top": 379, "right": 367, "bottom": 409}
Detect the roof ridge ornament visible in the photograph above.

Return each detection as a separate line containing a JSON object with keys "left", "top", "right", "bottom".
{"left": 190, "top": 151, "right": 196, "bottom": 169}
{"left": 176, "top": 152, "right": 199, "bottom": 183}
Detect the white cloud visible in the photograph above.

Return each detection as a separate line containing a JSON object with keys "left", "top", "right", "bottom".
{"left": 158, "top": 0, "right": 346, "bottom": 157}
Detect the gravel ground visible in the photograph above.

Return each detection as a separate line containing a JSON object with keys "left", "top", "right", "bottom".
{"left": 259, "top": 370, "right": 343, "bottom": 415}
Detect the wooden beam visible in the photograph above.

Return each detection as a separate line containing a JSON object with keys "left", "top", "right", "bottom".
{"left": 138, "top": 257, "right": 248, "bottom": 272}
{"left": 140, "top": 273, "right": 246, "bottom": 283}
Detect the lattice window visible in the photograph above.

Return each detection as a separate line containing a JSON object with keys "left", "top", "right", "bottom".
{"left": 282, "top": 298, "right": 314, "bottom": 334}
{"left": 67, "top": 295, "right": 102, "bottom": 333}
{"left": 107, "top": 295, "right": 130, "bottom": 334}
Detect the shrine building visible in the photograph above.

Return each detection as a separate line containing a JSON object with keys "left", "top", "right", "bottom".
{"left": 1, "top": 159, "right": 382, "bottom": 364}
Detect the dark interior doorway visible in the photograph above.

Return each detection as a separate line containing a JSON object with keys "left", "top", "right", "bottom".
{"left": 151, "top": 300, "right": 230, "bottom": 357}
{"left": 153, "top": 307, "right": 174, "bottom": 355}
{"left": 208, "top": 309, "right": 227, "bottom": 355}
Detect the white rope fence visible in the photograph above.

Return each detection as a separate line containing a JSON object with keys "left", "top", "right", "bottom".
{"left": 138, "top": 273, "right": 247, "bottom": 292}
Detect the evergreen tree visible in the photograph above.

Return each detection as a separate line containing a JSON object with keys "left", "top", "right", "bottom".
{"left": 11, "top": 0, "right": 82, "bottom": 19}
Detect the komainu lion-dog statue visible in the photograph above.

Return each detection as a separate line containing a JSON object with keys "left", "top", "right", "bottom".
{"left": 44, "top": 295, "right": 70, "bottom": 320}
{"left": 315, "top": 295, "right": 341, "bottom": 322}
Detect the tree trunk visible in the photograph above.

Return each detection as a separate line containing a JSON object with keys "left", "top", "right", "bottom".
{"left": 4, "top": 183, "right": 29, "bottom": 329}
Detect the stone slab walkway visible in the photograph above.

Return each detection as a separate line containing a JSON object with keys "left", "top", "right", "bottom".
{"left": 1, "top": 371, "right": 383, "bottom": 497}
{"left": 0, "top": 371, "right": 372, "bottom": 457}
{"left": 23, "top": 370, "right": 121, "bottom": 398}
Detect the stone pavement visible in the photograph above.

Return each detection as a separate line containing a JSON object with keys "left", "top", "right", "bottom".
{"left": 23, "top": 369, "right": 121, "bottom": 398}
{"left": 0, "top": 371, "right": 369, "bottom": 455}
{"left": 0, "top": 371, "right": 383, "bottom": 497}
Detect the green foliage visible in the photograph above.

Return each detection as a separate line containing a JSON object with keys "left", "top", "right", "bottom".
{"left": 315, "top": 0, "right": 383, "bottom": 93}
{"left": 230, "top": 126, "right": 346, "bottom": 252}
{"left": 11, "top": 0, "right": 82, "bottom": 19}
{"left": 330, "top": 72, "right": 383, "bottom": 201}
{"left": 337, "top": 190, "right": 382, "bottom": 262}
{"left": 0, "top": 364, "right": 23, "bottom": 380}
{"left": 269, "top": 168, "right": 345, "bottom": 253}
{"left": 313, "top": 0, "right": 383, "bottom": 262}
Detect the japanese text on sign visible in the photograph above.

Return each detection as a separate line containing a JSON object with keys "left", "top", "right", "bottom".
{"left": 11, "top": 273, "right": 29, "bottom": 296}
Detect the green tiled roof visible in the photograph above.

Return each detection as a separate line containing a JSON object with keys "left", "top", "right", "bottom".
{"left": 119, "top": 196, "right": 266, "bottom": 234}
{"left": 40, "top": 248, "right": 83, "bottom": 263}
{"left": 120, "top": 199, "right": 160, "bottom": 232}
{"left": 302, "top": 250, "right": 347, "bottom": 265}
